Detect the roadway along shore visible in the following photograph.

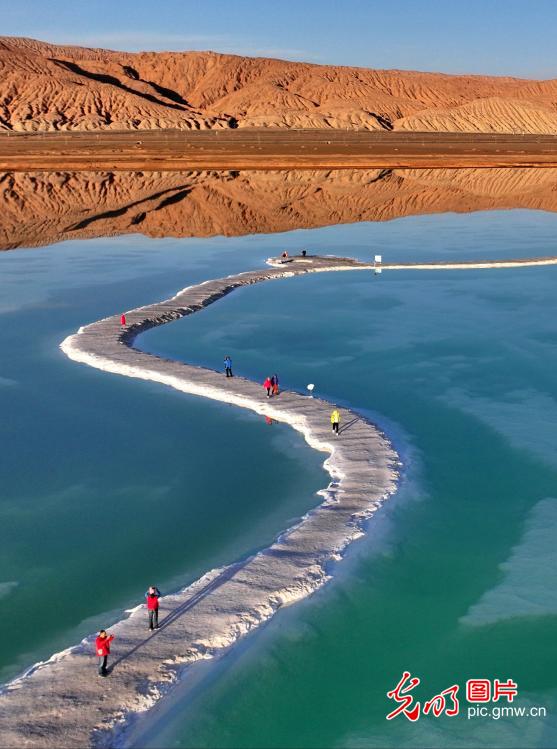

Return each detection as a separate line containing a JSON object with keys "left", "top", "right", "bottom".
{"left": 3, "top": 130, "right": 557, "bottom": 170}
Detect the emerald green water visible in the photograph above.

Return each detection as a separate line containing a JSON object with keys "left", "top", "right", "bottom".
{"left": 2, "top": 210, "right": 557, "bottom": 748}
{"left": 138, "top": 212, "right": 557, "bottom": 748}
{"left": 0, "top": 237, "right": 326, "bottom": 681}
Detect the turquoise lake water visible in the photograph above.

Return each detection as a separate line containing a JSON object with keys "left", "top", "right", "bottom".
{"left": 1, "top": 209, "right": 557, "bottom": 747}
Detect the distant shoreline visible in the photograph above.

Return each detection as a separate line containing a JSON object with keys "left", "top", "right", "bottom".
{"left": 2, "top": 130, "right": 557, "bottom": 170}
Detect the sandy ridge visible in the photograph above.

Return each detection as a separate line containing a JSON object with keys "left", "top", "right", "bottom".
{"left": 2, "top": 36, "right": 557, "bottom": 133}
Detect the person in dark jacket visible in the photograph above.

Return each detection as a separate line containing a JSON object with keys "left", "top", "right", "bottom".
{"left": 224, "top": 356, "right": 233, "bottom": 377}
{"left": 145, "top": 586, "right": 161, "bottom": 630}
{"left": 96, "top": 629, "right": 114, "bottom": 676}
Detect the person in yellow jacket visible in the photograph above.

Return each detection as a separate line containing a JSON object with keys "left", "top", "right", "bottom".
{"left": 331, "top": 409, "right": 340, "bottom": 436}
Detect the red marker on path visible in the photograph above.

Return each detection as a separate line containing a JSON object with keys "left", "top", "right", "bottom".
{"left": 121, "top": 314, "right": 126, "bottom": 326}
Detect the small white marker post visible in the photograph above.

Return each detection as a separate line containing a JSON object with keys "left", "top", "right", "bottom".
{"left": 307, "top": 383, "right": 315, "bottom": 397}
{"left": 374, "top": 254, "right": 382, "bottom": 275}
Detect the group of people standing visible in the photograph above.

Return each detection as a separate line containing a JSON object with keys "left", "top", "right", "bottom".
{"left": 95, "top": 585, "right": 161, "bottom": 677}
{"left": 223, "top": 356, "right": 342, "bottom": 433}
{"left": 263, "top": 374, "right": 280, "bottom": 397}
{"left": 224, "top": 357, "right": 280, "bottom": 398}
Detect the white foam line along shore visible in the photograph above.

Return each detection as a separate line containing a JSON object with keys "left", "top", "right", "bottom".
{"left": 1, "top": 252, "right": 552, "bottom": 748}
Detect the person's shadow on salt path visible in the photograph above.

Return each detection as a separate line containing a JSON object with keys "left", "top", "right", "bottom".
{"left": 110, "top": 559, "right": 250, "bottom": 670}
{"left": 338, "top": 417, "right": 360, "bottom": 434}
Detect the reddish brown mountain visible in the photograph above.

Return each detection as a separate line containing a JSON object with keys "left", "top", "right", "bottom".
{"left": 2, "top": 37, "right": 557, "bottom": 133}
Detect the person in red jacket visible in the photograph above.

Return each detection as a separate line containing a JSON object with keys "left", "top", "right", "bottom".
{"left": 96, "top": 629, "right": 115, "bottom": 677}
{"left": 120, "top": 313, "right": 126, "bottom": 326}
{"left": 263, "top": 376, "right": 272, "bottom": 398}
{"left": 145, "top": 586, "right": 161, "bottom": 631}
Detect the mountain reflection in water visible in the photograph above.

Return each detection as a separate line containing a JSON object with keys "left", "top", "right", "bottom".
{"left": 2, "top": 167, "right": 557, "bottom": 251}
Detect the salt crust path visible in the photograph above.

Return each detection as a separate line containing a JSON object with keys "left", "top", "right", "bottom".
{"left": 0, "top": 253, "right": 552, "bottom": 747}
{"left": 0, "top": 255, "right": 399, "bottom": 748}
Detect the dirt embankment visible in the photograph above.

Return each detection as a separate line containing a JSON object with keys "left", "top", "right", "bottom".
{"left": 3, "top": 130, "right": 557, "bottom": 172}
